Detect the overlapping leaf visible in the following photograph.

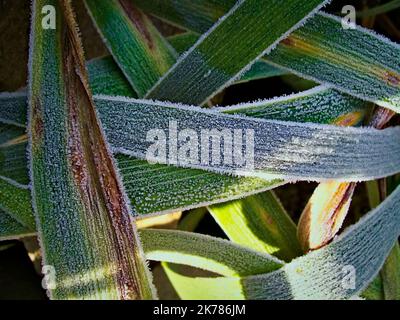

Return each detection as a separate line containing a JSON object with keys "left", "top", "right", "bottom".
{"left": 27, "top": 0, "right": 154, "bottom": 299}
{"left": 1, "top": 0, "right": 400, "bottom": 301}
{"left": 167, "top": 31, "right": 288, "bottom": 83}
{"left": 208, "top": 192, "right": 301, "bottom": 261}
{"left": 162, "top": 185, "right": 400, "bottom": 299}
{"left": 134, "top": 0, "right": 400, "bottom": 112}
{"left": 145, "top": 0, "right": 331, "bottom": 105}
{"left": 3, "top": 179, "right": 400, "bottom": 299}
{"left": 84, "top": 0, "right": 177, "bottom": 97}
{"left": 0, "top": 86, "right": 367, "bottom": 215}
{"left": 140, "top": 228, "right": 283, "bottom": 276}
{"left": 0, "top": 208, "right": 33, "bottom": 241}
{"left": 96, "top": 96, "right": 398, "bottom": 182}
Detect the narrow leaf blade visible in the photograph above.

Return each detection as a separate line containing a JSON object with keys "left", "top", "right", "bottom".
{"left": 96, "top": 96, "right": 400, "bottom": 182}
{"left": 208, "top": 192, "right": 302, "bottom": 261}
{"left": 145, "top": 0, "right": 330, "bottom": 105}
{"left": 140, "top": 228, "right": 282, "bottom": 277}
{"left": 1, "top": 86, "right": 367, "bottom": 216}
{"left": 135, "top": 1, "right": 400, "bottom": 111}
{"left": 28, "top": 0, "right": 155, "bottom": 299}
{"left": 84, "top": 0, "right": 177, "bottom": 97}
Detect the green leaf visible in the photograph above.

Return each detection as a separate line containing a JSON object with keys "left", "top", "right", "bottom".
{"left": 134, "top": 1, "right": 400, "bottom": 112}
{"left": 364, "top": 180, "right": 400, "bottom": 300}
{"left": 166, "top": 32, "right": 200, "bottom": 54}
{"left": 116, "top": 155, "right": 282, "bottom": 216}
{"left": 140, "top": 228, "right": 282, "bottom": 277}
{"left": 0, "top": 208, "right": 33, "bottom": 241}
{"left": 87, "top": 56, "right": 137, "bottom": 97}
{"left": 96, "top": 95, "right": 398, "bottom": 182}
{"left": 84, "top": 0, "right": 177, "bottom": 97}
{"left": 235, "top": 62, "right": 287, "bottom": 84}
{"left": 381, "top": 242, "right": 400, "bottom": 300}
{"left": 0, "top": 123, "right": 29, "bottom": 185}
{"left": 1, "top": 86, "right": 367, "bottom": 216}
{"left": 162, "top": 264, "right": 245, "bottom": 299}
{"left": 178, "top": 208, "right": 207, "bottom": 232}
{"left": 366, "top": 180, "right": 381, "bottom": 210}
{"left": 131, "top": 0, "right": 233, "bottom": 34}
{"left": 0, "top": 177, "right": 34, "bottom": 229}
{"left": 221, "top": 85, "right": 366, "bottom": 124}
{"left": 167, "top": 32, "right": 288, "bottom": 83}
{"left": 267, "top": 13, "right": 400, "bottom": 113}
{"left": 355, "top": 0, "right": 400, "bottom": 18}
{"left": 208, "top": 192, "right": 301, "bottom": 262}
{"left": 145, "top": 0, "right": 330, "bottom": 105}
{"left": 27, "top": 0, "right": 155, "bottom": 299}
{"left": 0, "top": 91, "right": 27, "bottom": 127}
{"left": 166, "top": 185, "right": 400, "bottom": 299}
{"left": 361, "top": 274, "right": 384, "bottom": 300}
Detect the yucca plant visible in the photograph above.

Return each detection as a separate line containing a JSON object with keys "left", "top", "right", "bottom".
{"left": 0, "top": 0, "right": 400, "bottom": 300}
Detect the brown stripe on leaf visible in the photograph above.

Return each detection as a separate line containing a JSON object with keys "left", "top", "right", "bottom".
{"left": 281, "top": 36, "right": 295, "bottom": 47}
{"left": 31, "top": 97, "right": 44, "bottom": 143}
{"left": 118, "top": 0, "right": 154, "bottom": 49}
{"left": 383, "top": 70, "right": 400, "bottom": 87}
{"left": 59, "top": 0, "right": 154, "bottom": 300}
{"left": 62, "top": 17, "right": 139, "bottom": 300}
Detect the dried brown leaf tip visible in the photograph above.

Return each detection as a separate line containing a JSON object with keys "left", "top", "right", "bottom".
{"left": 298, "top": 181, "right": 356, "bottom": 251}
{"left": 383, "top": 70, "right": 400, "bottom": 87}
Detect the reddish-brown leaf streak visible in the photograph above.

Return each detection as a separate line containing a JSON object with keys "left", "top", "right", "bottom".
{"left": 383, "top": 70, "right": 400, "bottom": 86}
{"left": 31, "top": 97, "right": 44, "bottom": 141}
{"left": 281, "top": 36, "right": 295, "bottom": 47}
{"left": 118, "top": 0, "right": 154, "bottom": 49}
{"left": 67, "top": 95, "right": 88, "bottom": 187}
{"left": 59, "top": 3, "right": 143, "bottom": 298}
{"left": 264, "top": 214, "right": 274, "bottom": 225}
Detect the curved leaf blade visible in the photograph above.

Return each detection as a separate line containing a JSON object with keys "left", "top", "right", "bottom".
{"left": 208, "top": 192, "right": 301, "bottom": 261}
{"left": 1, "top": 86, "right": 367, "bottom": 216}
{"left": 140, "top": 228, "right": 282, "bottom": 277}
{"left": 96, "top": 96, "right": 400, "bottom": 182}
